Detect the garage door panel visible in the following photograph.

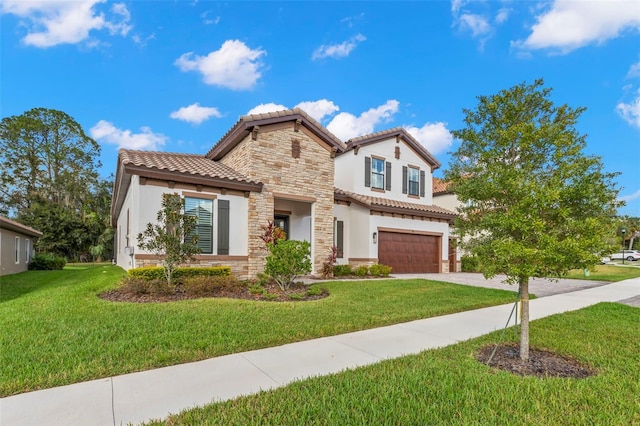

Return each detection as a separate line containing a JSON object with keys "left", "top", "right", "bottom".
{"left": 378, "top": 232, "right": 440, "bottom": 273}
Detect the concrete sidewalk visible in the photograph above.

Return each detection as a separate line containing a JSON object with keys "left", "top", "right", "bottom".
{"left": 2, "top": 278, "right": 639, "bottom": 426}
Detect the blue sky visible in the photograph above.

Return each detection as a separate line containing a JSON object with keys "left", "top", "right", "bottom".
{"left": 2, "top": 1, "right": 639, "bottom": 216}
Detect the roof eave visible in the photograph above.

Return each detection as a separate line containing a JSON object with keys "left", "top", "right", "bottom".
{"left": 206, "top": 110, "right": 347, "bottom": 161}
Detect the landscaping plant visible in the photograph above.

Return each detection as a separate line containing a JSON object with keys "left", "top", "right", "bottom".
{"left": 136, "top": 193, "right": 200, "bottom": 286}
{"left": 264, "top": 239, "right": 312, "bottom": 292}
{"left": 446, "top": 79, "right": 622, "bottom": 360}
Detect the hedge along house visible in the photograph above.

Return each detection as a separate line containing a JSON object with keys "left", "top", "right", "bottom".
{"left": 0, "top": 216, "right": 42, "bottom": 276}
{"left": 111, "top": 108, "right": 457, "bottom": 279}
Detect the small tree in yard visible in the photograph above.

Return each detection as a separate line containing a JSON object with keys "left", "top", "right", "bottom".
{"left": 137, "top": 193, "right": 200, "bottom": 286}
{"left": 445, "top": 79, "right": 622, "bottom": 361}
{"left": 264, "top": 240, "right": 312, "bottom": 292}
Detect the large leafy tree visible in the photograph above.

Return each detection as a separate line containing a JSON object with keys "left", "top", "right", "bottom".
{"left": 445, "top": 79, "right": 622, "bottom": 361}
{"left": 1, "top": 108, "right": 111, "bottom": 259}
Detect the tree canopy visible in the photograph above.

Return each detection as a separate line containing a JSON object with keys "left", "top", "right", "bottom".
{"left": 0, "top": 108, "right": 112, "bottom": 260}
{"left": 445, "top": 79, "right": 622, "bottom": 360}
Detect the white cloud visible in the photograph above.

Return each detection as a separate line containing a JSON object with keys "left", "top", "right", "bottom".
{"left": 170, "top": 103, "right": 222, "bottom": 124}
{"left": 495, "top": 7, "right": 510, "bottom": 25}
{"left": 247, "top": 103, "right": 288, "bottom": 115}
{"left": 312, "top": 34, "right": 366, "bottom": 60}
{"left": 90, "top": 120, "right": 167, "bottom": 150}
{"left": 294, "top": 100, "right": 339, "bottom": 121}
{"left": 0, "top": 0, "right": 131, "bottom": 48}
{"left": 620, "top": 188, "right": 640, "bottom": 202}
{"left": 616, "top": 88, "right": 640, "bottom": 129}
{"left": 201, "top": 11, "right": 220, "bottom": 25}
{"left": 175, "top": 40, "right": 266, "bottom": 90}
{"left": 458, "top": 13, "right": 491, "bottom": 37}
{"left": 404, "top": 122, "right": 454, "bottom": 155}
{"left": 513, "top": 0, "right": 640, "bottom": 54}
{"left": 627, "top": 61, "right": 640, "bottom": 79}
{"left": 326, "top": 100, "right": 399, "bottom": 141}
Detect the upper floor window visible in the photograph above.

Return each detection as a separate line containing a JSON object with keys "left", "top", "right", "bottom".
{"left": 365, "top": 156, "right": 391, "bottom": 191}
{"left": 403, "top": 166, "right": 426, "bottom": 198}
{"left": 371, "top": 158, "right": 385, "bottom": 190}
{"left": 407, "top": 167, "right": 420, "bottom": 196}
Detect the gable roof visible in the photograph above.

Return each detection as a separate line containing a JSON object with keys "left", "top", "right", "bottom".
{"left": 111, "top": 150, "right": 263, "bottom": 226}
{"left": 206, "top": 108, "right": 347, "bottom": 160}
{"left": 342, "top": 127, "right": 441, "bottom": 170}
{"left": 0, "top": 216, "right": 42, "bottom": 237}
{"left": 334, "top": 188, "right": 456, "bottom": 222}
{"left": 432, "top": 177, "right": 452, "bottom": 195}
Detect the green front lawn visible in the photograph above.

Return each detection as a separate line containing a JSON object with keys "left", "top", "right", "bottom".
{"left": 0, "top": 265, "right": 517, "bottom": 396}
{"left": 566, "top": 264, "right": 640, "bottom": 281}
{"left": 153, "top": 302, "right": 640, "bottom": 425}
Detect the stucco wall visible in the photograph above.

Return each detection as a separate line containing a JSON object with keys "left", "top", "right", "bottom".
{"left": 335, "top": 137, "right": 434, "bottom": 205}
{"left": 0, "top": 229, "right": 35, "bottom": 276}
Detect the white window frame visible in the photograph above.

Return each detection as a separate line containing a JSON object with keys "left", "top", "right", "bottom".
{"left": 371, "top": 157, "right": 385, "bottom": 190}
{"left": 25, "top": 238, "right": 30, "bottom": 263}
{"left": 407, "top": 166, "right": 420, "bottom": 196}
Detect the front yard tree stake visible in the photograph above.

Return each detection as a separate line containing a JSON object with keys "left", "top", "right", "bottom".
{"left": 445, "top": 79, "right": 622, "bottom": 361}
{"left": 137, "top": 193, "right": 200, "bottom": 286}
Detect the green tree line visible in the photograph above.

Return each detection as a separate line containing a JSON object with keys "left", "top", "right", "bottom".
{"left": 1, "top": 108, "right": 113, "bottom": 261}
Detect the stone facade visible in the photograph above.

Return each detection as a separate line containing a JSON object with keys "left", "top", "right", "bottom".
{"left": 220, "top": 123, "right": 335, "bottom": 276}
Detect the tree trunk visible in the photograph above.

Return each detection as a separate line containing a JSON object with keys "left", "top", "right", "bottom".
{"left": 519, "top": 277, "right": 530, "bottom": 361}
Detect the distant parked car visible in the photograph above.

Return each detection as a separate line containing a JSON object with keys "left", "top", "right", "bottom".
{"left": 610, "top": 250, "right": 640, "bottom": 261}
{"left": 600, "top": 256, "right": 611, "bottom": 264}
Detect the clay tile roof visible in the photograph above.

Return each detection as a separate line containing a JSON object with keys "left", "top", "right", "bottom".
{"left": 432, "top": 177, "right": 451, "bottom": 195}
{"left": 119, "top": 149, "right": 258, "bottom": 184}
{"left": 206, "top": 108, "right": 346, "bottom": 160}
{"left": 334, "top": 188, "right": 456, "bottom": 220}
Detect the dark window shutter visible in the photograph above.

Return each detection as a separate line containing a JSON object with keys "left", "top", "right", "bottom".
{"left": 364, "top": 157, "right": 371, "bottom": 187}
{"left": 385, "top": 162, "right": 392, "bottom": 190}
{"left": 420, "top": 171, "right": 426, "bottom": 197}
{"left": 336, "top": 221, "right": 344, "bottom": 259}
{"left": 402, "top": 166, "right": 408, "bottom": 194}
{"left": 217, "top": 200, "right": 230, "bottom": 255}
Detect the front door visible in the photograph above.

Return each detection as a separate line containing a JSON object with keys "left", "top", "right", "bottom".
{"left": 274, "top": 215, "right": 289, "bottom": 239}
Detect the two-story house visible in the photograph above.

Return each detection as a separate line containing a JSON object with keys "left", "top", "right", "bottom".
{"left": 111, "top": 108, "right": 456, "bottom": 279}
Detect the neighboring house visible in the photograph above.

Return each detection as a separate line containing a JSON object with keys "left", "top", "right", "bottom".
{"left": 432, "top": 177, "right": 463, "bottom": 272}
{"left": 0, "top": 216, "right": 42, "bottom": 276}
{"left": 111, "top": 108, "right": 457, "bottom": 279}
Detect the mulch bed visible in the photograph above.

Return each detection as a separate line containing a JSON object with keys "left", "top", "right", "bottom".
{"left": 476, "top": 343, "right": 597, "bottom": 378}
{"left": 99, "top": 281, "right": 329, "bottom": 303}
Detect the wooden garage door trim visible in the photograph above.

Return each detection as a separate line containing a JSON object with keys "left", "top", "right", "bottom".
{"left": 377, "top": 227, "right": 443, "bottom": 238}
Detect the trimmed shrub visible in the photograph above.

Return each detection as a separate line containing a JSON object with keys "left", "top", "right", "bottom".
{"left": 353, "top": 265, "right": 369, "bottom": 277}
{"left": 182, "top": 275, "right": 241, "bottom": 297}
{"left": 264, "top": 239, "right": 312, "bottom": 292}
{"left": 333, "top": 264, "right": 352, "bottom": 276}
{"left": 128, "top": 266, "right": 231, "bottom": 282}
{"left": 369, "top": 263, "right": 392, "bottom": 277}
{"left": 28, "top": 253, "right": 66, "bottom": 270}
{"left": 461, "top": 255, "right": 480, "bottom": 272}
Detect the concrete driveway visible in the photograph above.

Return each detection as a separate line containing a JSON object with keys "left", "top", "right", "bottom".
{"left": 392, "top": 272, "right": 610, "bottom": 297}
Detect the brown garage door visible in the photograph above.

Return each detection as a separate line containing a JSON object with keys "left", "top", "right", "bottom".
{"left": 378, "top": 232, "right": 440, "bottom": 273}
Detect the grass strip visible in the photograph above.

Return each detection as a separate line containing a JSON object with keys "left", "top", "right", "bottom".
{"left": 152, "top": 302, "right": 640, "bottom": 425}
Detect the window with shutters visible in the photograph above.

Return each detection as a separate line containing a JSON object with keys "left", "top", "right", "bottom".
{"left": 408, "top": 166, "right": 420, "bottom": 196}
{"left": 371, "top": 157, "right": 385, "bottom": 190}
{"left": 403, "top": 166, "right": 425, "bottom": 198}
{"left": 184, "top": 197, "right": 213, "bottom": 254}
